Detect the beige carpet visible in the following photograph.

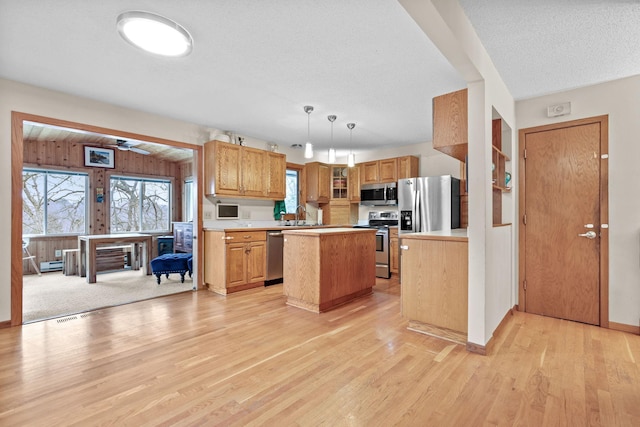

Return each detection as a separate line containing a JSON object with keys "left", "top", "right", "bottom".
{"left": 22, "top": 269, "right": 194, "bottom": 323}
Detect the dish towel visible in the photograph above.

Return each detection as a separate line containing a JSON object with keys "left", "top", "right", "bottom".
{"left": 273, "top": 200, "right": 287, "bottom": 219}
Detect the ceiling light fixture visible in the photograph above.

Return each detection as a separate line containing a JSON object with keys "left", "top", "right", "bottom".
{"left": 117, "top": 11, "right": 193, "bottom": 57}
{"left": 347, "top": 123, "right": 356, "bottom": 167}
{"left": 327, "top": 115, "right": 337, "bottom": 164}
{"left": 304, "top": 106, "right": 314, "bottom": 159}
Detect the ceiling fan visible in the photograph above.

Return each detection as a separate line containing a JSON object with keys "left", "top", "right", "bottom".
{"left": 108, "top": 139, "right": 150, "bottom": 155}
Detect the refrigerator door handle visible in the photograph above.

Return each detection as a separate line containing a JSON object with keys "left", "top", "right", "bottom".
{"left": 414, "top": 186, "right": 421, "bottom": 233}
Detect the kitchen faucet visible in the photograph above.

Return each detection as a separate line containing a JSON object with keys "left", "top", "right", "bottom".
{"left": 295, "top": 204, "right": 306, "bottom": 226}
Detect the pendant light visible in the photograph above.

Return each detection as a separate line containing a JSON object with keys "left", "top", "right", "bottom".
{"left": 327, "top": 115, "right": 337, "bottom": 164}
{"left": 347, "top": 123, "right": 356, "bottom": 167}
{"left": 304, "top": 106, "right": 314, "bottom": 159}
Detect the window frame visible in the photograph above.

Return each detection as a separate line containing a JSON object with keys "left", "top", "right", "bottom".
{"left": 22, "top": 167, "right": 89, "bottom": 237}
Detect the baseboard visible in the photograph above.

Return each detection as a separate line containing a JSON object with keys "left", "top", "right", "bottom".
{"left": 0, "top": 320, "right": 11, "bottom": 329}
{"left": 466, "top": 307, "right": 516, "bottom": 356}
{"left": 609, "top": 321, "right": 640, "bottom": 335}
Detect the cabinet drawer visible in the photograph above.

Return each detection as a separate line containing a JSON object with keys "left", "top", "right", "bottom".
{"left": 224, "top": 231, "right": 266, "bottom": 243}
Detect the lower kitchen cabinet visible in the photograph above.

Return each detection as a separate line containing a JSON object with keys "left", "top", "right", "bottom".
{"left": 204, "top": 230, "right": 266, "bottom": 295}
{"left": 389, "top": 227, "right": 399, "bottom": 275}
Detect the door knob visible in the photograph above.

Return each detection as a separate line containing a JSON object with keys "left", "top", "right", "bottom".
{"left": 578, "top": 231, "right": 597, "bottom": 239}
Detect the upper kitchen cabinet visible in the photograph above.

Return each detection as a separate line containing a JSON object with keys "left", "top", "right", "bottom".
{"left": 266, "top": 151, "right": 286, "bottom": 200}
{"left": 433, "top": 88, "right": 468, "bottom": 162}
{"left": 348, "top": 165, "right": 361, "bottom": 202}
{"left": 361, "top": 158, "right": 398, "bottom": 185}
{"left": 306, "top": 161, "right": 331, "bottom": 203}
{"left": 204, "top": 140, "right": 285, "bottom": 200}
{"left": 331, "top": 165, "right": 349, "bottom": 199}
{"left": 397, "top": 156, "right": 419, "bottom": 179}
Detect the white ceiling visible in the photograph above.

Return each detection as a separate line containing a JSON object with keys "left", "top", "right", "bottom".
{"left": 1, "top": 1, "right": 639, "bottom": 154}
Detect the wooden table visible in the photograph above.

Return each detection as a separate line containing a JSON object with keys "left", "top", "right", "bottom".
{"left": 282, "top": 227, "right": 376, "bottom": 313}
{"left": 78, "top": 234, "right": 152, "bottom": 283}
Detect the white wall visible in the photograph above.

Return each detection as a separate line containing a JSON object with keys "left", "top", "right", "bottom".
{"left": 517, "top": 75, "right": 640, "bottom": 327}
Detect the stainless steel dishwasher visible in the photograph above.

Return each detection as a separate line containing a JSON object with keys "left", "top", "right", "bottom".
{"left": 265, "top": 230, "right": 284, "bottom": 285}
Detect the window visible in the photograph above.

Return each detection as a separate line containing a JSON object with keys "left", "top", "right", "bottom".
{"left": 284, "top": 169, "right": 299, "bottom": 214}
{"left": 110, "top": 176, "right": 171, "bottom": 233}
{"left": 22, "top": 168, "right": 88, "bottom": 236}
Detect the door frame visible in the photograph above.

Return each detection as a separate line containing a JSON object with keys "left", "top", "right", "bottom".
{"left": 518, "top": 115, "right": 609, "bottom": 327}
{"left": 11, "top": 111, "right": 204, "bottom": 326}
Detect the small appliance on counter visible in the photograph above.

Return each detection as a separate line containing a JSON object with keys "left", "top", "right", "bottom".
{"left": 353, "top": 210, "right": 398, "bottom": 279}
{"left": 398, "top": 175, "right": 460, "bottom": 234}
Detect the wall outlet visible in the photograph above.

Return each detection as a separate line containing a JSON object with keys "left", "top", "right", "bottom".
{"left": 55, "top": 249, "right": 62, "bottom": 257}
{"left": 203, "top": 210, "right": 213, "bottom": 220}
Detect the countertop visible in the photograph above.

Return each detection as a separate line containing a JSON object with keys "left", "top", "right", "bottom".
{"left": 399, "top": 228, "right": 468, "bottom": 242}
{"left": 203, "top": 224, "right": 353, "bottom": 232}
{"left": 281, "top": 227, "right": 377, "bottom": 236}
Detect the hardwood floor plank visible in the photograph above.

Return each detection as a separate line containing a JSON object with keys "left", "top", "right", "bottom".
{"left": 1, "top": 279, "right": 640, "bottom": 425}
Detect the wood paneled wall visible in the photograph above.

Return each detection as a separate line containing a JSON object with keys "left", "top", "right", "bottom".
{"left": 22, "top": 139, "right": 187, "bottom": 274}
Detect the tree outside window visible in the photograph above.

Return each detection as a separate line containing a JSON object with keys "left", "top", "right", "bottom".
{"left": 22, "top": 169, "right": 87, "bottom": 236}
{"left": 110, "top": 176, "right": 170, "bottom": 233}
{"left": 284, "top": 169, "right": 299, "bottom": 214}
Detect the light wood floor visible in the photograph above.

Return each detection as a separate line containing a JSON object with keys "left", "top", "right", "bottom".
{"left": 1, "top": 278, "right": 639, "bottom": 426}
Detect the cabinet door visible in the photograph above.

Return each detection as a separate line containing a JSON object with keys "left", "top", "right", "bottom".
{"left": 306, "top": 162, "right": 330, "bottom": 203}
{"left": 390, "top": 236, "right": 399, "bottom": 274}
{"left": 361, "top": 161, "right": 379, "bottom": 184}
{"left": 266, "top": 152, "right": 286, "bottom": 200}
{"left": 325, "top": 200, "right": 350, "bottom": 225}
{"left": 432, "top": 88, "right": 468, "bottom": 162}
{"left": 331, "top": 166, "right": 348, "bottom": 199}
{"left": 226, "top": 243, "right": 247, "bottom": 287}
{"left": 242, "top": 147, "right": 267, "bottom": 197}
{"left": 213, "top": 141, "right": 242, "bottom": 196}
{"left": 318, "top": 163, "right": 331, "bottom": 202}
{"left": 348, "top": 165, "right": 361, "bottom": 202}
{"left": 397, "top": 156, "right": 419, "bottom": 179}
{"left": 379, "top": 158, "right": 398, "bottom": 183}
{"left": 246, "top": 241, "right": 266, "bottom": 283}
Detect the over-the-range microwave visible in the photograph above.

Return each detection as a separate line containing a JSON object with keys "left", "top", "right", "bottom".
{"left": 360, "top": 182, "right": 397, "bottom": 206}
{"left": 216, "top": 203, "right": 240, "bottom": 219}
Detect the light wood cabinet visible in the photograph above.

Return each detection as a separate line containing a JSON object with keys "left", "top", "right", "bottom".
{"left": 348, "top": 165, "right": 361, "bottom": 202}
{"left": 266, "top": 151, "right": 286, "bottom": 199}
{"left": 306, "top": 162, "right": 331, "bottom": 203}
{"left": 397, "top": 156, "right": 419, "bottom": 179}
{"left": 401, "top": 234, "right": 468, "bottom": 336}
{"left": 432, "top": 88, "right": 468, "bottom": 162}
{"left": 331, "top": 166, "right": 349, "bottom": 199}
{"left": 389, "top": 227, "right": 399, "bottom": 275}
{"left": 378, "top": 158, "right": 398, "bottom": 183}
{"left": 204, "top": 230, "right": 266, "bottom": 295}
{"left": 361, "top": 161, "right": 380, "bottom": 185}
{"left": 204, "top": 140, "right": 285, "bottom": 200}
{"left": 321, "top": 200, "right": 352, "bottom": 225}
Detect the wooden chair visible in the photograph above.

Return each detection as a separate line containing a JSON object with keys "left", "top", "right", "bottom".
{"left": 22, "top": 238, "right": 41, "bottom": 276}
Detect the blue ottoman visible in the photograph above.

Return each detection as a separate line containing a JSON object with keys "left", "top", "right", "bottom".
{"left": 150, "top": 253, "right": 193, "bottom": 284}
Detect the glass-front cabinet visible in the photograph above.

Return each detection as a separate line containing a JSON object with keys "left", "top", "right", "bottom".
{"left": 331, "top": 166, "right": 349, "bottom": 199}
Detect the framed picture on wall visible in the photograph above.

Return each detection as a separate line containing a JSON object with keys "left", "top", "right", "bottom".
{"left": 84, "top": 146, "right": 115, "bottom": 168}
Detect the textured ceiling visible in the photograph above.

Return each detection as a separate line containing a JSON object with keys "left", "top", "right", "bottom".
{"left": 458, "top": 0, "right": 640, "bottom": 100}
{"left": 1, "top": 1, "right": 638, "bottom": 154}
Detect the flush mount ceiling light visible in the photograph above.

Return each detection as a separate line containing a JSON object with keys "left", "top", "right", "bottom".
{"left": 327, "top": 115, "right": 337, "bottom": 164}
{"left": 347, "top": 123, "right": 356, "bottom": 167}
{"left": 303, "top": 106, "right": 314, "bottom": 159}
{"left": 117, "top": 11, "right": 193, "bottom": 57}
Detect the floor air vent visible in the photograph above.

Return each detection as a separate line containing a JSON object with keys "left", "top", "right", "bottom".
{"left": 57, "top": 316, "right": 77, "bottom": 323}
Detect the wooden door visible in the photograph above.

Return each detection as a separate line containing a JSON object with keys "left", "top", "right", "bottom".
{"left": 241, "top": 147, "right": 266, "bottom": 197}
{"left": 520, "top": 116, "right": 608, "bottom": 326}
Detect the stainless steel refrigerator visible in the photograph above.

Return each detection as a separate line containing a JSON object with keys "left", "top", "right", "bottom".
{"left": 398, "top": 175, "right": 461, "bottom": 234}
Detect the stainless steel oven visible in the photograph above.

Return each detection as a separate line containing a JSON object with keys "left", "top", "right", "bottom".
{"left": 354, "top": 211, "right": 398, "bottom": 279}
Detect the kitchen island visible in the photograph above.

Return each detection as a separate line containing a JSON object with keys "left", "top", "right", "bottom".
{"left": 282, "top": 227, "right": 376, "bottom": 313}
{"left": 400, "top": 228, "right": 469, "bottom": 344}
